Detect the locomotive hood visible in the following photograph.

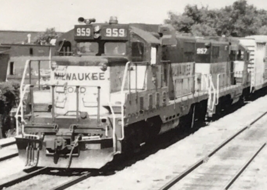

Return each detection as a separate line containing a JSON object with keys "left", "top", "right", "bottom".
{"left": 52, "top": 56, "right": 128, "bottom": 66}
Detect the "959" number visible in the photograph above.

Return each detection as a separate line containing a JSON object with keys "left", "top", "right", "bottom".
{"left": 105, "top": 28, "right": 125, "bottom": 37}
{"left": 76, "top": 28, "right": 91, "bottom": 36}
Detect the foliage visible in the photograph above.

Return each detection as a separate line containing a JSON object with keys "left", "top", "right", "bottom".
{"left": 34, "top": 28, "right": 60, "bottom": 45}
{"left": 258, "top": 26, "right": 267, "bottom": 35}
{"left": 0, "top": 82, "right": 20, "bottom": 113}
{"left": 165, "top": 0, "right": 267, "bottom": 37}
{"left": 0, "top": 82, "right": 20, "bottom": 138}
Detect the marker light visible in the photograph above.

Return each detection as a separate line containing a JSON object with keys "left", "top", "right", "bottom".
{"left": 99, "top": 62, "right": 107, "bottom": 71}
{"left": 80, "top": 112, "right": 88, "bottom": 119}
{"left": 94, "top": 25, "right": 101, "bottom": 32}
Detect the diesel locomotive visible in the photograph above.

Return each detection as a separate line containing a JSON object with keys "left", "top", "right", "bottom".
{"left": 14, "top": 17, "right": 267, "bottom": 169}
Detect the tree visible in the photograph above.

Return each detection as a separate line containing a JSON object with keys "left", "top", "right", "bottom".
{"left": 165, "top": 12, "right": 194, "bottom": 33}
{"left": 258, "top": 25, "right": 267, "bottom": 35}
{"left": 165, "top": 0, "right": 267, "bottom": 37}
{"left": 0, "top": 82, "right": 19, "bottom": 138}
{"left": 34, "top": 28, "right": 60, "bottom": 45}
{"left": 191, "top": 24, "right": 217, "bottom": 36}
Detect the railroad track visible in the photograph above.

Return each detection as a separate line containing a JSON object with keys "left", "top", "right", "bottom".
{"left": 0, "top": 167, "right": 95, "bottom": 190}
{"left": 0, "top": 137, "right": 15, "bottom": 148}
{"left": 0, "top": 149, "right": 18, "bottom": 161}
{"left": 0, "top": 138, "right": 17, "bottom": 161}
{"left": 159, "top": 110, "right": 267, "bottom": 190}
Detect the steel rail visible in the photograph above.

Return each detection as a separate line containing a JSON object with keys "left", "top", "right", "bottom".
{"left": 223, "top": 142, "right": 266, "bottom": 190}
{"left": 50, "top": 171, "right": 92, "bottom": 190}
{"left": 0, "top": 167, "right": 47, "bottom": 190}
{"left": 0, "top": 152, "right": 18, "bottom": 162}
{"left": 158, "top": 110, "right": 267, "bottom": 190}
{"left": 0, "top": 139, "right": 15, "bottom": 148}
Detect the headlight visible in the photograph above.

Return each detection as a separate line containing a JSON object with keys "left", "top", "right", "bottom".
{"left": 51, "top": 61, "right": 57, "bottom": 70}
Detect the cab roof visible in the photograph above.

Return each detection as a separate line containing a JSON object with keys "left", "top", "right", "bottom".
{"left": 130, "top": 26, "right": 160, "bottom": 45}
{"left": 196, "top": 38, "right": 228, "bottom": 45}
{"left": 57, "top": 24, "right": 161, "bottom": 45}
{"left": 245, "top": 35, "right": 267, "bottom": 43}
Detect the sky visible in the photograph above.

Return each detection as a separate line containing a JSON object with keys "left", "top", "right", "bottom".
{"left": 0, "top": 0, "right": 267, "bottom": 32}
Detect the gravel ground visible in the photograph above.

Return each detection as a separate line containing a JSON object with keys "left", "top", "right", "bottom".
{"left": 0, "top": 144, "right": 17, "bottom": 158}
{"left": 0, "top": 156, "right": 23, "bottom": 181}
{"left": 0, "top": 137, "right": 15, "bottom": 147}
{"left": 169, "top": 112, "right": 267, "bottom": 190}
{"left": 67, "top": 95, "right": 267, "bottom": 190}
{"left": 228, "top": 140, "right": 267, "bottom": 189}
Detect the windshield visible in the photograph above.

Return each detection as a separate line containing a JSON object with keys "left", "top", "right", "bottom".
{"left": 77, "top": 42, "right": 99, "bottom": 54}
{"left": 104, "top": 42, "right": 126, "bottom": 55}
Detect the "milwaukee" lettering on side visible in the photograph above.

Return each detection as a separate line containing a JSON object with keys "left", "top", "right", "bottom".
{"left": 54, "top": 72, "right": 105, "bottom": 81}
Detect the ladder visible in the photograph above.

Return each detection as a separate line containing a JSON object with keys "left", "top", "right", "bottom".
{"left": 203, "top": 74, "right": 217, "bottom": 117}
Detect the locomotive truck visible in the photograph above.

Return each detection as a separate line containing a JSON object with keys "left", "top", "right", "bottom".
{"left": 14, "top": 17, "right": 267, "bottom": 169}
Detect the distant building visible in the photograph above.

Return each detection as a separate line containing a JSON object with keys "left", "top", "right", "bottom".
{"left": 0, "top": 45, "right": 11, "bottom": 82}
{"left": 2, "top": 43, "right": 55, "bottom": 83}
{"left": 0, "top": 30, "right": 60, "bottom": 83}
{"left": 0, "top": 30, "right": 42, "bottom": 44}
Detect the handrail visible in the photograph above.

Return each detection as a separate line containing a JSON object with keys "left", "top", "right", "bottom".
{"left": 16, "top": 58, "right": 51, "bottom": 136}
{"left": 15, "top": 84, "right": 30, "bottom": 135}
{"left": 97, "top": 86, "right": 100, "bottom": 124}
{"left": 20, "top": 59, "right": 51, "bottom": 92}
{"left": 119, "top": 61, "right": 131, "bottom": 141}
{"left": 15, "top": 84, "right": 39, "bottom": 139}
{"left": 108, "top": 100, "right": 117, "bottom": 152}
{"left": 202, "top": 74, "right": 212, "bottom": 109}
{"left": 76, "top": 86, "right": 79, "bottom": 121}
{"left": 20, "top": 60, "right": 30, "bottom": 96}
{"left": 211, "top": 75, "right": 216, "bottom": 110}
{"left": 206, "top": 74, "right": 217, "bottom": 112}
{"left": 216, "top": 73, "right": 223, "bottom": 106}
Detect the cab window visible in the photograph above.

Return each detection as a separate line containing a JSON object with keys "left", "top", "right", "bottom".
{"left": 212, "top": 46, "right": 220, "bottom": 58}
{"left": 184, "top": 42, "right": 195, "bottom": 62}
{"left": 104, "top": 42, "right": 126, "bottom": 55}
{"left": 58, "top": 40, "right": 72, "bottom": 56}
{"left": 132, "top": 42, "right": 145, "bottom": 62}
{"left": 237, "top": 50, "right": 244, "bottom": 61}
{"left": 77, "top": 42, "right": 99, "bottom": 54}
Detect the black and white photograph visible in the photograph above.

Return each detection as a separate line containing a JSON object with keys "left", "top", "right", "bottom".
{"left": 0, "top": 0, "right": 267, "bottom": 189}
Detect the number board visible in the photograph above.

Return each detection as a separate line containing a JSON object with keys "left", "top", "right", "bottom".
{"left": 101, "top": 25, "right": 128, "bottom": 40}
{"left": 74, "top": 25, "right": 94, "bottom": 40}
{"left": 196, "top": 48, "right": 209, "bottom": 54}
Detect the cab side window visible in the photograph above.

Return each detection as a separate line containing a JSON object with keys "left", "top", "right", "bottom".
{"left": 151, "top": 46, "right": 157, "bottom": 65}
{"left": 237, "top": 50, "right": 244, "bottom": 61}
{"left": 132, "top": 42, "right": 145, "bottom": 62}
{"left": 58, "top": 40, "right": 72, "bottom": 56}
{"left": 212, "top": 46, "right": 220, "bottom": 58}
